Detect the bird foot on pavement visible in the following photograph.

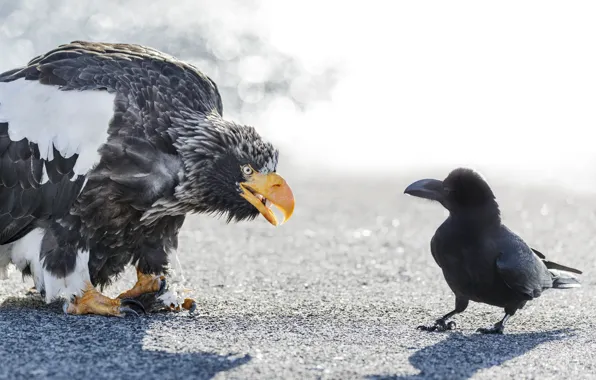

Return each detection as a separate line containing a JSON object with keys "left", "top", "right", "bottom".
{"left": 476, "top": 325, "right": 504, "bottom": 334}
{"left": 417, "top": 319, "right": 456, "bottom": 332}
{"left": 64, "top": 282, "right": 146, "bottom": 317}
{"left": 117, "top": 268, "right": 166, "bottom": 299}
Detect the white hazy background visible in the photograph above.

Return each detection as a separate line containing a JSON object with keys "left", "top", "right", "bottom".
{"left": 0, "top": 0, "right": 595, "bottom": 190}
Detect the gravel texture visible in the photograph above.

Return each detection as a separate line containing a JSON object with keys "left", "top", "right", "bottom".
{"left": 0, "top": 173, "right": 595, "bottom": 379}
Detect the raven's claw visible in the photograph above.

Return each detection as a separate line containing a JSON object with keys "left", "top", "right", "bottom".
{"left": 417, "top": 319, "right": 456, "bottom": 332}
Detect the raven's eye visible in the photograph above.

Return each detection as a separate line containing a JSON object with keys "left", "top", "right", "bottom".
{"left": 241, "top": 165, "right": 253, "bottom": 175}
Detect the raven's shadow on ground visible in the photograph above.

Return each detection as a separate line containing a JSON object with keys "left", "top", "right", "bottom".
{"left": 367, "top": 329, "right": 571, "bottom": 380}
{"left": 0, "top": 297, "right": 251, "bottom": 379}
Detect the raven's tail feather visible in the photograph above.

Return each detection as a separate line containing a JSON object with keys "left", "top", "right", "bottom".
{"left": 543, "top": 260, "right": 583, "bottom": 275}
{"left": 550, "top": 271, "right": 581, "bottom": 289}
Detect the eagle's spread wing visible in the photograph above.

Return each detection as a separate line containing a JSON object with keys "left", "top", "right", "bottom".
{"left": 0, "top": 41, "right": 223, "bottom": 243}
{"left": 2, "top": 40, "right": 223, "bottom": 114}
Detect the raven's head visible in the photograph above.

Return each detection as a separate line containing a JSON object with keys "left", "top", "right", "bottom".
{"left": 174, "top": 112, "right": 294, "bottom": 225}
{"left": 404, "top": 167, "right": 498, "bottom": 214}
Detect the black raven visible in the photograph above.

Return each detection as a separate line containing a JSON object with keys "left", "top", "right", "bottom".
{"left": 404, "top": 167, "right": 582, "bottom": 334}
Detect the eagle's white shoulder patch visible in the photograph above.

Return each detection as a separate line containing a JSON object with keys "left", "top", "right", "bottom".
{"left": 0, "top": 78, "right": 116, "bottom": 176}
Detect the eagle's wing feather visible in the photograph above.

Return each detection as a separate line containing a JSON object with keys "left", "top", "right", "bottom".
{"left": 0, "top": 96, "right": 90, "bottom": 244}
{"left": 1, "top": 40, "right": 224, "bottom": 116}
{"left": 0, "top": 41, "right": 216, "bottom": 243}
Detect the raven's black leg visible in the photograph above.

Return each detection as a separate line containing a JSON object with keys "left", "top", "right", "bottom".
{"left": 418, "top": 298, "right": 469, "bottom": 332}
{"left": 477, "top": 313, "right": 511, "bottom": 334}
{"left": 477, "top": 305, "right": 519, "bottom": 334}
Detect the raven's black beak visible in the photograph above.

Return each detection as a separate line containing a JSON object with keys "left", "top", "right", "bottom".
{"left": 404, "top": 179, "right": 445, "bottom": 202}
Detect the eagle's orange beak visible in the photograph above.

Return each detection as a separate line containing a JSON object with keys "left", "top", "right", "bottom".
{"left": 240, "top": 172, "right": 295, "bottom": 226}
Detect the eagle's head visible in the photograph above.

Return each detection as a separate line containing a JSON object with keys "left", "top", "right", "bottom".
{"left": 174, "top": 112, "right": 295, "bottom": 226}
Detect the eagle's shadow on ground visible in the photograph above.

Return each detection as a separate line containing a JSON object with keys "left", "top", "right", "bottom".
{"left": 367, "top": 329, "right": 572, "bottom": 380}
{"left": 0, "top": 296, "right": 251, "bottom": 379}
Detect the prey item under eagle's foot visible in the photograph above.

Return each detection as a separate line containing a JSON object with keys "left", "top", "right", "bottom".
{"left": 64, "top": 282, "right": 146, "bottom": 317}
{"left": 129, "top": 290, "right": 198, "bottom": 315}
{"left": 117, "top": 267, "right": 197, "bottom": 315}
{"left": 129, "top": 281, "right": 198, "bottom": 315}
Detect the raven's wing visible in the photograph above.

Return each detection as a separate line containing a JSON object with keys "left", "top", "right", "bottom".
{"left": 495, "top": 227, "right": 552, "bottom": 299}
{"left": 0, "top": 41, "right": 220, "bottom": 243}
{"left": 531, "top": 247, "right": 546, "bottom": 259}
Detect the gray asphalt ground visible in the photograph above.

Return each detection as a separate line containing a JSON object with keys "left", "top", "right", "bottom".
{"left": 1, "top": 171, "right": 595, "bottom": 379}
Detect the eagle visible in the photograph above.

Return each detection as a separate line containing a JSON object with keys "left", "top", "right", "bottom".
{"left": 0, "top": 41, "right": 295, "bottom": 317}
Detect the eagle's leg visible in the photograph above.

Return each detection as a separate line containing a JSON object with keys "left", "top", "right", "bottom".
{"left": 117, "top": 267, "right": 166, "bottom": 299}
{"left": 64, "top": 282, "right": 146, "bottom": 317}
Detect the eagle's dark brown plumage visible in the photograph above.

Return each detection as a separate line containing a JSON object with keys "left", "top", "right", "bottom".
{"left": 0, "top": 41, "right": 295, "bottom": 317}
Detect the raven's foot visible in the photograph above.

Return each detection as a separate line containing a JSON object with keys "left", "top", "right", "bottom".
{"left": 417, "top": 319, "right": 457, "bottom": 332}
{"left": 117, "top": 268, "right": 166, "bottom": 299}
{"left": 476, "top": 324, "right": 504, "bottom": 334}
{"left": 64, "top": 282, "right": 146, "bottom": 317}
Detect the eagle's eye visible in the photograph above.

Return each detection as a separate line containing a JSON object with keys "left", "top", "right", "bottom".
{"left": 241, "top": 165, "right": 254, "bottom": 176}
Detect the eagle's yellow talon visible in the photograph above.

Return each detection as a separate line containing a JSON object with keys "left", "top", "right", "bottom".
{"left": 118, "top": 267, "right": 165, "bottom": 299}
{"left": 64, "top": 282, "right": 145, "bottom": 317}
